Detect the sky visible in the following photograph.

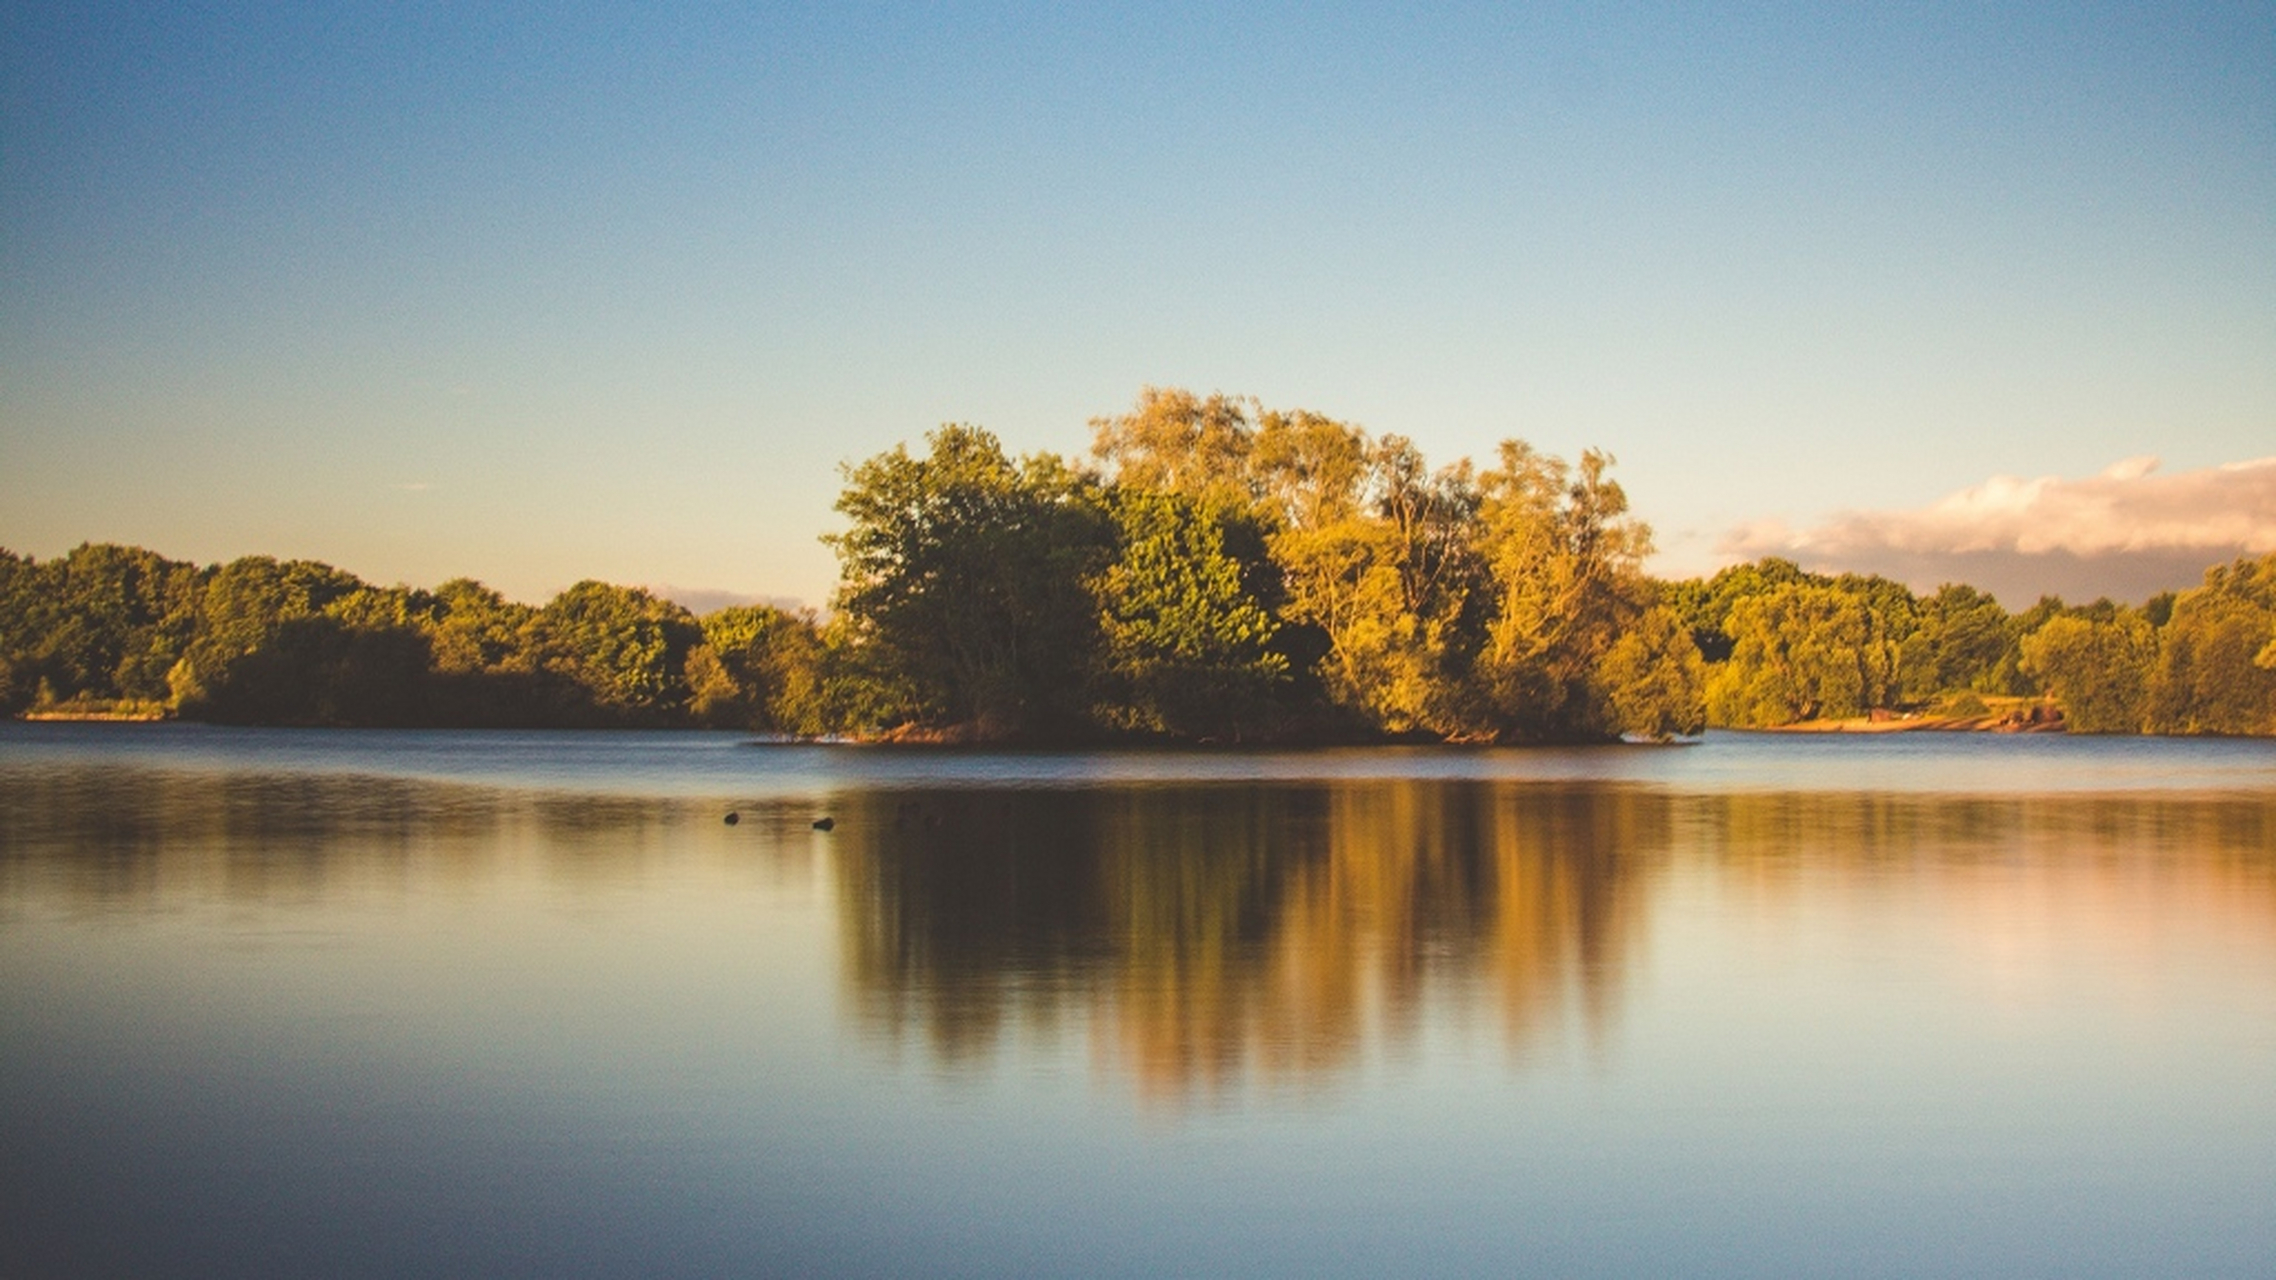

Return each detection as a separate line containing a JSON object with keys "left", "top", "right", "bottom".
{"left": 4, "top": 1, "right": 2271, "bottom": 609}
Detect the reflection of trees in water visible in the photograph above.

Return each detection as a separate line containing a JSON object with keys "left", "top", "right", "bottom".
{"left": 0, "top": 766, "right": 772, "bottom": 904}
{"left": 1689, "top": 790, "right": 2276, "bottom": 878}
{"left": 838, "top": 782, "right": 2276, "bottom": 1098}
{"left": 835, "top": 782, "right": 1667, "bottom": 1100}
{"left": 1688, "top": 790, "right": 2276, "bottom": 966}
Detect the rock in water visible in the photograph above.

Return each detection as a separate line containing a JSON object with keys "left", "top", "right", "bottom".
{"left": 812, "top": 816, "right": 835, "bottom": 832}
{"left": 723, "top": 812, "right": 740, "bottom": 825}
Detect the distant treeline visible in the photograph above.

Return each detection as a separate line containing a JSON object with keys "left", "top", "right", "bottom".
{"left": 1672, "top": 553, "right": 2276, "bottom": 735}
{"left": 6, "top": 389, "right": 2274, "bottom": 738}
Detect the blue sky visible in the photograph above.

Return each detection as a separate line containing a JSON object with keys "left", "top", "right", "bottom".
{"left": 4, "top": 1, "right": 2271, "bottom": 607}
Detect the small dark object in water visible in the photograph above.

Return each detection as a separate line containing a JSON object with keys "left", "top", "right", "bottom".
{"left": 812, "top": 816, "right": 835, "bottom": 831}
{"left": 723, "top": 812, "right": 740, "bottom": 826}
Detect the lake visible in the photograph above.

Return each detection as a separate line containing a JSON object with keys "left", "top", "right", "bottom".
{"left": 3, "top": 724, "right": 2272, "bottom": 1277}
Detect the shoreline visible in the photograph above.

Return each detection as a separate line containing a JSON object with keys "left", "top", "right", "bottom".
{"left": 18, "top": 709, "right": 169, "bottom": 723}
{"left": 3, "top": 708, "right": 2080, "bottom": 736}
{"left": 1762, "top": 711, "right": 2065, "bottom": 735}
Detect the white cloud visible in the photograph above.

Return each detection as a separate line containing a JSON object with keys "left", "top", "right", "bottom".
{"left": 1720, "top": 456, "right": 2276, "bottom": 604}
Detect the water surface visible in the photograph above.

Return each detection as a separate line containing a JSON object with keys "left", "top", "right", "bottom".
{"left": 3, "top": 724, "right": 2272, "bottom": 1277}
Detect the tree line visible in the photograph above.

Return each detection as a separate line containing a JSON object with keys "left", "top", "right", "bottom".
{"left": 1671, "top": 552, "right": 2276, "bottom": 734}
{"left": 0, "top": 545, "right": 808, "bottom": 729}
{"left": 5, "top": 388, "right": 2273, "bottom": 738}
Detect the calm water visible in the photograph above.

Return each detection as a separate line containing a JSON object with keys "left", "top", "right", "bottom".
{"left": 3, "top": 724, "right": 2272, "bottom": 1277}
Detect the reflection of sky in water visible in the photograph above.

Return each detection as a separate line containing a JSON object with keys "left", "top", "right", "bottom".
{"left": 2, "top": 731, "right": 2272, "bottom": 1277}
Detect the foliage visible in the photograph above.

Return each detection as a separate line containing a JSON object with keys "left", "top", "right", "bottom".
{"left": 0, "top": 547, "right": 781, "bottom": 728}
{"left": 170, "top": 557, "right": 370, "bottom": 721}
{"left": 1665, "top": 558, "right": 1815, "bottom": 663}
{"left": 827, "top": 425, "right": 1110, "bottom": 738}
{"left": 1599, "top": 605, "right": 1708, "bottom": 740}
{"left": 1250, "top": 424, "right": 1487, "bottom": 736}
{"left": 1089, "top": 387, "right": 1260, "bottom": 513}
{"left": 688, "top": 605, "right": 825, "bottom": 733}
{"left": 1090, "top": 488, "right": 1286, "bottom": 738}
{"left": 0, "top": 543, "right": 205, "bottom": 713}
{"left": 825, "top": 394, "right": 1705, "bottom": 743}
{"left": 1674, "top": 559, "right": 2037, "bottom": 721}
{"left": 8, "top": 397, "right": 2270, "bottom": 742}
{"left": 1705, "top": 584, "right": 1901, "bottom": 726}
{"left": 1466, "top": 443, "right": 1656, "bottom": 741}
{"left": 1896, "top": 583, "right": 2014, "bottom": 701}
{"left": 2145, "top": 555, "right": 2276, "bottom": 735}
{"left": 2020, "top": 612, "right": 2155, "bottom": 733}
{"left": 525, "top": 582, "right": 702, "bottom": 724}
{"left": 424, "top": 579, "right": 535, "bottom": 676}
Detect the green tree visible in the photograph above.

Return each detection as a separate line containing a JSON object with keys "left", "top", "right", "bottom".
{"left": 1707, "top": 584, "right": 1901, "bottom": 726}
{"left": 198, "top": 614, "right": 433, "bottom": 725}
{"left": 170, "top": 556, "right": 367, "bottom": 716}
{"left": 0, "top": 543, "right": 204, "bottom": 710}
{"left": 687, "top": 604, "right": 825, "bottom": 733}
{"left": 401, "top": 578, "right": 575, "bottom": 727}
{"left": 1664, "top": 558, "right": 1817, "bottom": 664}
{"left": 1897, "top": 583, "right": 2015, "bottom": 702}
{"left": 526, "top": 582, "right": 702, "bottom": 723}
{"left": 0, "top": 549, "right": 49, "bottom": 712}
{"left": 1598, "top": 604, "right": 1708, "bottom": 740}
{"left": 1090, "top": 488, "right": 1286, "bottom": 738}
{"left": 2146, "top": 554, "right": 2276, "bottom": 735}
{"left": 2019, "top": 611, "right": 2154, "bottom": 733}
{"left": 162, "top": 566, "right": 445, "bottom": 725}
{"left": 422, "top": 579, "right": 536, "bottom": 675}
{"left": 828, "top": 426, "right": 1110, "bottom": 739}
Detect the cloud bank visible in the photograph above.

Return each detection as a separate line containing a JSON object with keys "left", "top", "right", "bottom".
{"left": 1720, "top": 457, "right": 2276, "bottom": 605}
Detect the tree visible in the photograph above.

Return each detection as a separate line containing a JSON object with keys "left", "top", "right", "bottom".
{"left": 170, "top": 556, "right": 367, "bottom": 717}
{"left": 423, "top": 579, "right": 535, "bottom": 675}
{"left": 687, "top": 604, "right": 824, "bottom": 733}
{"left": 1468, "top": 444, "right": 1653, "bottom": 740}
{"left": 1267, "top": 506, "right": 1411, "bottom": 729}
{"left": 1088, "top": 387, "right": 1259, "bottom": 512}
{"left": 0, "top": 543, "right": 204, "bottom": 710}
{"left": 526, "top": 582, "right": 702, "bottom": 723}
{"left": 828, "top": 426, "right": 1109, "bottom": 739}
{"left": 2018, "top": 612, "right": 2154, "bottom": 733}
{"left": 1665, "top": 558, "right": 1816, "bottom": 663}
{"left": 1090, "top": 488, "right": 1285, "bottom": 738}
{"left": 1351, "top": 435, "right": 1485, "bottom": 734}
{"left": 1598, "top": 605, "right": 1708, "bottom": 740}
{"left": 1252, "top": 408, "right": 1369, "bottom": 532}
{"left": 0, "top": 548, "right": 59, "bottom": 712}
{"left": 197, "top": 614, "right": 433, "bottom": 725}
{"left": 2146, "top": 554, "right": 2276, "bottom": 735}
{"left": 1897, "top": 583, "right": 2015, "bottom": 702}
{"left": 1707, "top": 584, "right": 1901, "bottom": 726}
{"left": 1256, "top": 430, "right": 1483, "bottom": 736}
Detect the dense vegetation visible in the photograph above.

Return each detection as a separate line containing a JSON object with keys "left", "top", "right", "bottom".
{"left": 6, "top": 389, "right": 2274, "bottom": 738}
{"left": 1667, "top": 547, "right": 2276, "bottom": 736}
